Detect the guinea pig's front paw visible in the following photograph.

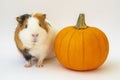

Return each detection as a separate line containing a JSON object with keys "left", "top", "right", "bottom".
{"left": 24, "top": 62, "right": 32, "bottom": 68}
{"left": 36, "top": 63, "right": 44, "bottom": 67}
{"left": 24, "top": 64, "right": 32, "bottom": 68}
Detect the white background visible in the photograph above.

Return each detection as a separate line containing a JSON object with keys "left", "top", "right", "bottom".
{"left": 0, "top": 0, "right": 120, "bottom": 80}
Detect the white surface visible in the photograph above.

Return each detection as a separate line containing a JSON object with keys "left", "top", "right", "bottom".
{"left": 0, "top": 0, "right": 120, "bottom": 80}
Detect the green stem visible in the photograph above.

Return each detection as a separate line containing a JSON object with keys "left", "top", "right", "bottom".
{"left": 76, "top": 13, "right": 88, "bottom": 29}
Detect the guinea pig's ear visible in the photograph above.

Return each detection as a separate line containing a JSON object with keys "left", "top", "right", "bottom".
{"left": 42, "top": 14, "right": 46, "bottom": 20}
{"left": 16, "top": 14, "right": 31, "bottom": 25}
{"left": 16, "top": 16, "right": 22, "bottom": 24}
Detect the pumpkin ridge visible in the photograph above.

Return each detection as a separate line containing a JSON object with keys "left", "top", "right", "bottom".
{"left": 56, "top": 29, "right": 75, "bottom": 64}
{"left": 67, "top": 29, "right": 76, "bottom": 67}
{"left": 90, "top": 29, "right": 102, "bottom": 67}
{"left": 58, "top": 31, "right": 71, "bottom": 61}
{"left": 76, "top": 30, "right": 84, "bottom": 68}
{"left": 92, "top": 28, "right": 109, "bottom": 51}
{"left": 90, "top": 28, "right": 109, "bottom": 65}
{"left": 81, "top": 30, "right": 85, "bottom": 67}
{"left": 54, "top": 29, "right": 71, "bottom": 60}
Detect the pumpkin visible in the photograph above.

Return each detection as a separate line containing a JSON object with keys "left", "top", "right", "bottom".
{"left": 54, "top": 13, "right": 109, "bottom": 71}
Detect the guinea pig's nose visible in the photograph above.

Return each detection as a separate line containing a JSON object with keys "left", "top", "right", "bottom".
{"left": 32, "top": 34, "right": 39, "bottom": 37}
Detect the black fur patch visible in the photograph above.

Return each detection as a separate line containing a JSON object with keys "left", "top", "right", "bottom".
{"left": 19, "top": 14, "right": 31, "bottom": 25}
{"left": 20, "top": 48, "right": 32, "bottom": 61}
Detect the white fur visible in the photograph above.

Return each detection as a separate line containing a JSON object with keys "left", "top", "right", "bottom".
{"left": 19, "top": 16, "right": 56, "bottom": 66}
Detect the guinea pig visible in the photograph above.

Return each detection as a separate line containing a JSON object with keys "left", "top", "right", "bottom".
{"left": 14, "top": 13, "right": 57, "bottom": 68}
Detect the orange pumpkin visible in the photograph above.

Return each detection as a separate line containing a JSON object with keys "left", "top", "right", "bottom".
{"left": 54, "top": 14, "right": 109, "bottom": 71}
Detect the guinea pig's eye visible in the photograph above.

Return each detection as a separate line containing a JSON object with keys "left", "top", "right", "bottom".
{"left": 39, "top": 24, "right": 41, "bottom": 27}
{"left": 25, "top": 24, "right": 28, "bottom": 28}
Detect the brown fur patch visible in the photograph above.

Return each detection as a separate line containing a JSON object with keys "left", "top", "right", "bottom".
{"left": 33, "top": 13, "right": 49, "bottom": 32}
{"left": 14, "top": 19, "right": 28, "bottom": 52}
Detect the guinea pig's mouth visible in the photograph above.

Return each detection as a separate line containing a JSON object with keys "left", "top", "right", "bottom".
{"left": 32, "top": 38, "right": 38, "bottom": 43}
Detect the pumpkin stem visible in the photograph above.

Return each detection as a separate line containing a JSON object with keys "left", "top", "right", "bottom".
{"left": 76, "top": 13, "right": 87, "bottom": 29}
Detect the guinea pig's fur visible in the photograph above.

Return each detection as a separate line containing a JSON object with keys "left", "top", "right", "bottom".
{"left": 14, "top": 13, "right": 56, "bottom": 67}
